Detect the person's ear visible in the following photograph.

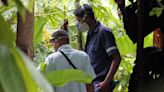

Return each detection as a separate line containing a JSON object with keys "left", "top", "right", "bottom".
{"left": 84, "top": 15, "right": 91, "bottom": 24}
{"left": 56, "top": 42, "right": 60, "bottom": 47}
{"left": 55, "top": 40, "right": 60, "bottom": 47}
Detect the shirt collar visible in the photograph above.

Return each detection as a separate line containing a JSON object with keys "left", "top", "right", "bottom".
{"left": 58, "top": 44, "right": 72, "bottom": 51}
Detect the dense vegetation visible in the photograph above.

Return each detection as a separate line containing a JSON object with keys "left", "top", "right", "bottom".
{"left": 0, "top": 0, "right": 155, "bottom": 92}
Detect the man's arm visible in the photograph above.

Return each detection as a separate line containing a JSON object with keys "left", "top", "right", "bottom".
{"left": 84, "top": 54, "right": 96, "bottom": 92}
{"left": 96, "top": 52, "right": 121, "bottom": 92}
{"left": 86, "top": 83, "right": 94, "bottom": 92}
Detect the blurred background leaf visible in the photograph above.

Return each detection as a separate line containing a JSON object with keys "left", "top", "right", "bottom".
{"left": 0, "top": 15, "right": 15, "bottom": 48}
{"left": 0, "top": 45, "right": 53, "bottom": 92}
{"left": 34, "top": 17, "right": 47, "bottom": 44}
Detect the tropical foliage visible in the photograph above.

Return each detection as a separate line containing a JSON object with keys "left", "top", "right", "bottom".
{"left": 33, "top": 0, "right": 137, "bottom": 91}
{"left": 0, "top": 0, "right": 155, "bottom": 92}
{"left": 0, "top": 8, "right": 53, "bottom": 92}
{"left": 37, "top": 62, "right": 94, "bottom": 87}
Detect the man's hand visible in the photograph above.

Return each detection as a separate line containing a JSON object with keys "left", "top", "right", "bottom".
{"left": 98, "top": 53, "right": 121, "bottom": 92}
{"left": 96, "top": 81, "right": 110, "bottom": 92}
{"left": 86, "top": 83, "right": 94, "bottom": 92}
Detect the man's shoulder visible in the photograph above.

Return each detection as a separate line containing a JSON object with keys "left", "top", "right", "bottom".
{"left": 72, "top": 49, "right": 88, "bottom": 57}
{"left": 46, "top": 52, "right": 61, "bottom": 60}
{"left": 99, "top": 23, "right": 112, "bottom": 33}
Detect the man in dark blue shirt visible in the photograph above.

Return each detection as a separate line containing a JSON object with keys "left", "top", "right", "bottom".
{"left": 74, "top": 4, "right": 121, "bottom": 92}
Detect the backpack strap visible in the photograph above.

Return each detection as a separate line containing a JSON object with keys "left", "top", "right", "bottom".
{"left": 59, "top": 50, "right": 77, "bottom": 69}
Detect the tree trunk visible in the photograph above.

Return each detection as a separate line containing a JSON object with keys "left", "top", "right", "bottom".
{"left": 130, "top": 0, "right": 144, "bottom": 92}
{"left": 16, "top": 9, "right": 34, "bottom": 60}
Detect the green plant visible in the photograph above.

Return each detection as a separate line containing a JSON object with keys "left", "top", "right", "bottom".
{"left": 0, "top": 0, "right": 54, "bottom": 91}
{"left": 37, "top": 61, "right": 94, "bottom": 87}
{"left": 32, "top": 0, "right": 154, "bottom": 91}
{"left": 0, "top": 14, "right": 53, "bottom": 92}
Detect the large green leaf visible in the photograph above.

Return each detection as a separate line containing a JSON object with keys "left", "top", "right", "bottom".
{"left": 34, "top": 17, "right": 47, "bottom": 44}
{"left": 0, "top": 84, "right": 4, "bottom": 92}
{"left": 0, "top": 15, "right": 15, "bottom": 48}
{"left": 45, "top": 69, "right": 93, "bottom": 86}
{"left": 0, "top": 46, "right": 28, "bottom": 92}
{"left": 0, "top": 45, "right": 53, "bottom": 92}
{"left": 144, "top": 32, "right": 153, "bottom": 48}
{"left": 38, "top": 62, "right": 94, "bottom": 87}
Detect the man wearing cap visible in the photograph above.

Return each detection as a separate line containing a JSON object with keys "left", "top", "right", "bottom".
{"left": 45, "top": 29, "right": 96, "bottom": 92}
{"left": 74, "top": 4, "right": 121, "bottom": 92}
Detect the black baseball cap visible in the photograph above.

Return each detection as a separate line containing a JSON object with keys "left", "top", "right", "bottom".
{"left": 50, "top": 29, "right": 69, "bottom": 41}
{"left": 74, "top": 4, "right": 94, "bottom": 18}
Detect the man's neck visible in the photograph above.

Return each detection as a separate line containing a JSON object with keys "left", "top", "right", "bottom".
{"left": 89, "top": 19, "right": 97, "bottom": 31}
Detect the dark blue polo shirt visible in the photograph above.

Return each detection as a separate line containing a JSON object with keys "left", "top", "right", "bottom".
{"left": 85, "top": 21, "right": 119, "bottom": 82}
